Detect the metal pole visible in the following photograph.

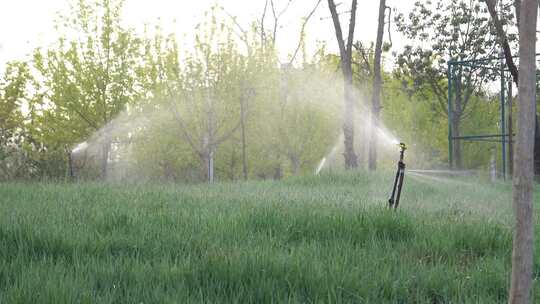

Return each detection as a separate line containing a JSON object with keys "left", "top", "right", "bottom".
{"left": 500, "top": 61, "right": 506, "bottom": 180}
{"left": 447, "top": 63, "right": 453, "bottom": 169}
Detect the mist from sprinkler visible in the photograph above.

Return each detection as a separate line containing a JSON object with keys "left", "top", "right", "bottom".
{"left": 72, "top": 142, "right": 88, "bottom": 154}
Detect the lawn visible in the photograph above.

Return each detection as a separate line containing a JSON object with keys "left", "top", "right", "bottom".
{"left": 0, "top": 172, "right": 538, "bottom": 303}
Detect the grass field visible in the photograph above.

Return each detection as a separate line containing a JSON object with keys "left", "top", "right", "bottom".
{"left": 1, "top": 172, "right": 539, "bottom": 303}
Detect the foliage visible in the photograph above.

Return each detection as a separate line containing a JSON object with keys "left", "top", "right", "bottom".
{"left": 109, "top": 9, "right": 341, "bottom": 182}
{"left": 394, "top": 0, "right": 512, "bottom": 113}
{"left": 0, "top": 0, "right": 519, "bottom": 181}
{"left": 28, "top": 0, "right": 145, "bottom": 179}
{"left": 0, "top": 61, "right": 34, "bottom": 180}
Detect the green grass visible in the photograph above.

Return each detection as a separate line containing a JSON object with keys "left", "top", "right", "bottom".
{"left": 0, "top": 171, "right": 539, "bottom": 303}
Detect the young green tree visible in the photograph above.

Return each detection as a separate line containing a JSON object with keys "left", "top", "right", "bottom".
{"left": 31, "top": 0, "right": 144, "bottom": 180}
{"left": 142, "top": 13, "right": 254, "bottom": 183}
{"left": 0, "top": 62, "right": 32, "bottom": 180}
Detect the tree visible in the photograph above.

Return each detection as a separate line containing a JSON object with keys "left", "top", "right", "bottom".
{"left": 368, "top": 0, "right": 388, "bottom": 171}
{"left": 509, "top": 0, "right": 537, "bottom": 302}
{"left": 0, "top": 62, "right": 32, "bottom": 180}
{"left": 143, "top": 13, "right": 251, "bottom": 183}
{"left": 327, "top": 0, "right": 358, "bottom": 169}
{"left": 31, "top": 0, "right": 144, "bottom": 180}
{"left": 394, "top": 0, "right": 510, "bottom": 168}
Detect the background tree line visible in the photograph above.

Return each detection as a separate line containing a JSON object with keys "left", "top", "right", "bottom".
{"left": 0, "top": 0, "right": 521, "bottom": 182}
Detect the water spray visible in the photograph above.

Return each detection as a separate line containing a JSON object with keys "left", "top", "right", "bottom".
{"left": 388, "top": 142, "right": 407, "bottom": 209}
{"left": 315, "top": 157, "right": 327, "bottom": 175}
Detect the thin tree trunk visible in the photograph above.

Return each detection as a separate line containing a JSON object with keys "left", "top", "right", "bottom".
{"left": 368, "top": 0, "right": 386, "bottom": 171}
{"left": 290, "top": 154, "right": 300, "bottom": 175}
{"left": 240, "top": 92, "right": 248, "bottom": 180}
{"left": 203, "top": 149, "right": 215, "bottom": 183}
{"left": 328, "top": 0, "right": 358, "bottom": 169}
{"left": 68, "top": 153, "right": 74, "bottom": 179}
{"left": 508, "top": 80, "right": 514, "bottom": 176}
{"left": 273, "top": 165, "right": 282, "bottom": 180}
{"left": 509, "top": 0, "right": 537, "bottom": 302}
{"left": 230, "top": 145, "right": 237, "bottom": 181}
{"left": 206, "top": 90, "right": 215, "bottom": 183}
{"left": 65, "top": 145, "right": 74, "bottom": 180}
{"left": 343, "top": 73, "right": 357, "bottom": 168}
{"left": 101, "top": 141, "right": 110, "bottom": 181}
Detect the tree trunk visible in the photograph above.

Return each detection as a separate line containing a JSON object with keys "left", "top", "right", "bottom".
{"left": 101, "top": 141, "right": 110, "bottom": 181}
{"left": 509, "top": 1, "right": 537, "bottom": 302}
{"left": 240, "top": 96, "right": 248, "bottom": 180}
{"left": 65, "top": 145, "right": 74, "bottom": 180}
{"left": 451, "top": 115, "right": 463, "bottom": 169}
{"left": 68, "top": 154, "right": 74, "bottom": 179}
{"left": 368, "top": 0, "right": 386, "bottom": 171}
{"left": 209, "top": 149, "right": 214, "bottom": 183}
{"left": 343, "top": 68, "right": 358, "bottom": 168}
{"left": 289, "top": 153, "right": 301, "bottom": 175}
{"left": 328, "top": 0, "right": 358, "bottom": 169}
{"left": 273, "top": 165, "right": 282, "bottom": 180}
{"left": 203, "top": 149, "right": 215, "bottom": 183}
{"left": 508, "top": 80, "right": 514, "bottom": 176}
{"left": 229, "top": 145, "right": 237, "bottom": 181}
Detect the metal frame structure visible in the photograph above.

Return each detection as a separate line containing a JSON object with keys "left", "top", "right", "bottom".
{"left": 448, "top": 53, "right": 540, "bottom": 180}
{"left": 447, "top": 55, "right": 516, "bottom": 180}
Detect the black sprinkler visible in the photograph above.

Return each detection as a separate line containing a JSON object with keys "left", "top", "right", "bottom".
{"left": 388, "top": 142, "right": 406, "bottom": 209}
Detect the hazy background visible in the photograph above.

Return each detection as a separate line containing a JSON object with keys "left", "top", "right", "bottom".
{"left": 0, "top": 0, "right": 413, "bottom": 69}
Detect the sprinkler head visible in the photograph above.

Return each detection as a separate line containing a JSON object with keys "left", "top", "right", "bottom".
{"left": 398, "top": 142, "right": 407, "bottom": 151}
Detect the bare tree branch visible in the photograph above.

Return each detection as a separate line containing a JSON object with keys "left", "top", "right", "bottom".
{"left": 345, "top": 0, "right": 358, "bottom": 60}
{"left": 270, "top": 0, "right": 279, "bottom": 44}
{"left": 278, "top": 0, "right": 294, "bottom": 18}
{"left": 221, "top": 9, "right": 251, "bottom": 50}
{"left": 484, "top": 0, "right": 519, "bottom": 84}
{"left": 353, "top": 42, "right": 372, "bottom": 76}
{"left": 288, "top": 0, "right": 323, "bottom": 65}
{"left": 159, "top": 70, "right": 203, "bottom": 156}
{"left": 327, "top": 0, "right": 347, "bottom": 59}
{"left": 385, "top": 6, "right": 393, "bottom": 47}
{"left": 260, "top": 0, "right": 269, "bottom": 45}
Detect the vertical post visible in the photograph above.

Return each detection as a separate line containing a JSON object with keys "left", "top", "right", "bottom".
{"left": 508, "top": 79, "right": 513, "bottom": 176}
{"left": 447, "top": 63, "right": 453, "bottom": 169}
{"left": 208, "top": 149, "right": 214, "bottom": 183}
{"left": 65, "top": 145, "right": 74, "bottom": 180}
{"left": 501, "top": 62, "right": 507, "bottom": 180}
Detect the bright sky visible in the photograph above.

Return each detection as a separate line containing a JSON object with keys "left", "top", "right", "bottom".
{"left": 0, "top": 0, "right": 413, "bottom": 69}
